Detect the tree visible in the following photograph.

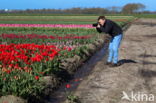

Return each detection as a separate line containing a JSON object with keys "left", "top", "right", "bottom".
{"left": 107, "top": 6, "right": 122, "bottom": 14}
{"left": 122, "top": 3, "right": 146, "bottom": 14}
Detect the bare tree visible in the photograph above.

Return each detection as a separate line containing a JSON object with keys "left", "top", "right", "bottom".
{"left": 122, "top": 3, "right": 146, "bottom": 14}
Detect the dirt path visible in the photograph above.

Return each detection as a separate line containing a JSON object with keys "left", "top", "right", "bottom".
{"left": 69, "top": 19, "right": 156, "bottom": 103}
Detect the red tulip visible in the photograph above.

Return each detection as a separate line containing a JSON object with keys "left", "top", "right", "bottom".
{"left": 6, "top": 70, "right": 11, "bottom": 74}
{"left": 35, "top": 76, "right": 39, "bottom": 80}
{"left": 66, "top": 84, "right": 71, "bottom": 88}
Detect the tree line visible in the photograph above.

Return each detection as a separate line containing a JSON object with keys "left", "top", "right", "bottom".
{"left": 0, "top": 3, "right": 155, "bottom": 14}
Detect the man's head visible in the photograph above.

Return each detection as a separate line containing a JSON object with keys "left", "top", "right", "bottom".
{"left": 97, "top": 16, "right": 106, "bottom": 26}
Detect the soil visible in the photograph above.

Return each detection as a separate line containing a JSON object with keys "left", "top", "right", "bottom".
{"left": 69, "top": 18, "right": 156, "bottom": 103}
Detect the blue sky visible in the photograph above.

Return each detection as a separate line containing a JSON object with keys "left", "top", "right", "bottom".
{"left": 0, "top": 0, "right": 156, "bottom": 11}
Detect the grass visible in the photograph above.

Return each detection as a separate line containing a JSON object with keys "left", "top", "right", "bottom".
{"left": 133, "top": 14, "right": 156, "bottom": 18}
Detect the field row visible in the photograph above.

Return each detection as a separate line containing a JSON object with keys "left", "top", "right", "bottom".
{"left": 0, "top": 16, "right": 134, "bottom": 24}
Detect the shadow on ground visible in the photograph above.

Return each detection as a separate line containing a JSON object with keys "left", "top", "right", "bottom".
{"left": 118, "top": 59, "right": 137, "bottom": 65}
{"left": 143, "top": 34, "right": 156, "bottom": 38}
{"left": 139, "top": 53, "right": 156, "bottom": 58}
{"left": 139, "top": 69, "right": 156, "bottom": 78}
{"left": 143, "top": 61, "right": 156, "bottom": 65}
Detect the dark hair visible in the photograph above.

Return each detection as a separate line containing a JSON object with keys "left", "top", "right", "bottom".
{"left": 97, "top": 16, "right": 106, "bottom": 21}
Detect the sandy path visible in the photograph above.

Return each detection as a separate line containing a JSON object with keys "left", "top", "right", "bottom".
{"left": 71, "top": 19, "right": 156, "bottom": 103}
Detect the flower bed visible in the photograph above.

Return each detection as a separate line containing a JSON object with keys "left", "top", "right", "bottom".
{"left": 0, "top": 24, "right": 94, "bottom": 28}
{"left": 0, "top": 33, "right": 92, "bottom": 41}
{"left": 0, "top": 18, "right": 133, "bottom": 103}
{"left": 0, "top": 44, "right": 62, "bottom": 98}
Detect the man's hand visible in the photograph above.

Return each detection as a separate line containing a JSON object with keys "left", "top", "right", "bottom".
{"left": 97, "top": 24, "right": 101, "bottom": 28}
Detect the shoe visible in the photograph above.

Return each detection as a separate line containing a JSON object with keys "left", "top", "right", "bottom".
{"left": 105, "top": 61, "right": 112, "bottom": 65}
{"left": 110, "top": 62, "right": 122, "bottom": 67}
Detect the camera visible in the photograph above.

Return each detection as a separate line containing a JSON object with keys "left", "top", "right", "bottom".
{"left": 92, "top": 23, "right": 99, "bottom": 27}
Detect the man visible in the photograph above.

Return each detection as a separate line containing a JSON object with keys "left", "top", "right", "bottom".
{"left": 94, "top": 16, "right": 123, "bottom": 67}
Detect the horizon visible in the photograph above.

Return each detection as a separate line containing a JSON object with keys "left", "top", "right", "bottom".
{"left": 0, "top": 0, "right": 156, "bottom": 11}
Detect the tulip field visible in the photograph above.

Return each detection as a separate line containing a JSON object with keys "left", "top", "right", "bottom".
{"left": 0, "top": 15, "right": 134, "bottom": 100}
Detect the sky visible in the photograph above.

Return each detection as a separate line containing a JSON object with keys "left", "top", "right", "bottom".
{"left": 0, "top": 0, "right": 156, "bottom": 11}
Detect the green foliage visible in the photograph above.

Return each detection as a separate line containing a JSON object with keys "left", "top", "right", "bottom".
{"left": 0, "top": 69, "right": 44, "bottom": 99}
